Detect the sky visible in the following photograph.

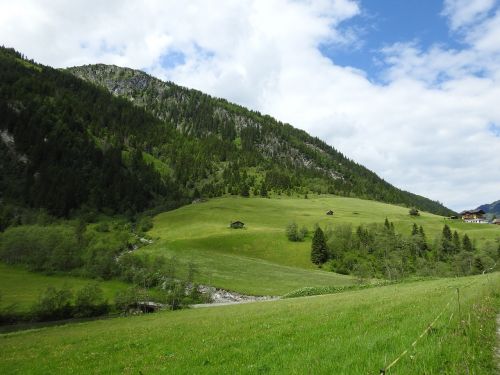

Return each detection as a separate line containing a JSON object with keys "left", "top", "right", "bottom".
{"left": 1, "top": 0, "right": 499, "bottom": 211}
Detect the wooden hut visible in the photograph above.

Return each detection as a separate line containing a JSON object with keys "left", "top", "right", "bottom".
{"left": 230, "top": 221, "right": 245, "bottom": 229}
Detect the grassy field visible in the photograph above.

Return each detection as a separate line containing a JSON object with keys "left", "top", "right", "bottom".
{"left": 0, "top": 264, "right": 128, "bottom": 312}
{"left": 1, "top": 273, "right": 498, "bottom": 374}
{"left": 142, "top": 196, "right": 500, "bottom": 294}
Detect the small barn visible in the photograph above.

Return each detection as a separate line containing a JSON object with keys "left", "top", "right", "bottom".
{"left": 493, "top": 219, "right": 500, "bottom": 225}
{"left": 230, "top": 221, "right": 245, "bottom": 229}
{"left": 326, "top": 210, "right": 334, "bottom": 216}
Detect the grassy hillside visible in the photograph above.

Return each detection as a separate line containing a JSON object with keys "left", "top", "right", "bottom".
{"left": 142, "top": 195, "right": 499, "bottom": 294}
{"left": 0, "top": 264, "right": 128, "bottom": 313}
{"left": 1, "top": 274, "right": 498, "bottom": 374}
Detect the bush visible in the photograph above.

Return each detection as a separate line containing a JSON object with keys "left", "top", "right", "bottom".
{"left": 95, "top": 222, "right": 110, "bottom": 232}
{"left": 74, "top": 283, "right": 109, "bottom": 318}
{"left": 114, "top": 287, "right": 148, "bottom": 313}
{"left": 286, "top": 222, "right": 306, "bottom": 242}
{"left": 31, "top": 286, "right": 73, "bottom": 321}
{"left": 136, "top": 216, "right": 153, "bottom": 233}
{"left": 409, "top": 208, "right": 420, "bottom": 216}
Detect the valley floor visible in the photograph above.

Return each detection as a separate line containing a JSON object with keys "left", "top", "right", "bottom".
{"left": 1, "top": 274, "right": 499, "bottom": 374}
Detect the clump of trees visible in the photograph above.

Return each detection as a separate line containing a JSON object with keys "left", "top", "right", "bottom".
{"left": 307, "top": 220, "right": 499, "bottom": 280}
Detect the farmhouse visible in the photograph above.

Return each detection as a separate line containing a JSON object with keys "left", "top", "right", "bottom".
{"left": 492, "top": 219, "right": 500, "bottom": 225}
{"left": 460, "top": 209, "right": 488, "bottom": 223}
{"left": 230, "top": 221, "right": 245, "bottom": 229}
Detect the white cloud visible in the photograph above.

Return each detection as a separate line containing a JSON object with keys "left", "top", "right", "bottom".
{"left": 0, "top": 0, "right": 499, "bottom": 211}
{"left": 442, "top": 0, "right": 497, "bottom": 30}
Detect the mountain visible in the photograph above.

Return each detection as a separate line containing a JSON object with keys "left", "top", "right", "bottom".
{"left": 0, "top": 46, "right": 455, "bottom": 218}
{"left": 476, "top": 200, "right": 500, "bottom": 217}
{"left": 66, "top": 63, "right": 455, "bottom": 215}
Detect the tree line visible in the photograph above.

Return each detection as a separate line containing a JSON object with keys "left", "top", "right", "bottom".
{"left": 284, "top": 220, "right": 499, "bottom": 280}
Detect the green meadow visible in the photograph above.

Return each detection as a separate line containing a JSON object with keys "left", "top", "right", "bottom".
{"left": 0, "top": 264, "right": 128, "bottom": 313}
{"left": 1, "top": 273, "right": 498, "bottom": 374}
{"left": 143, "top": 196, "right": 500, "bottom": 294}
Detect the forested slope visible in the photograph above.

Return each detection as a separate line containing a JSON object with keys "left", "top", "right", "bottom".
{"left": 0, "top": 46, "right": 454, "bottom": 218}
{"left": 69, "top": 63, "right": 455, "bottom": 216}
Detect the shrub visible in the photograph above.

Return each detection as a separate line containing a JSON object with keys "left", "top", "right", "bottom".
{"left": 409, "top": 208, "right": 420, "bottom": 216}
{"left": 285, "top": 222, "right": 298, "bottom": 241}
{"left": 136, "top": 216, "right": 153, "bottom": 233}
{"left": 286, "top": 222, "right": 306, "bottom": 242}
{"left": 74, "top": 283, "right": 109, "bottom": 318}
{"left": 95, "top": 222, "right": 110, "bottom": 232}
{"left": 31, "top": 286, "right": 73, "bottom": 321}
{"left": 114, "top": 287, "right": 148, "bottom": 313}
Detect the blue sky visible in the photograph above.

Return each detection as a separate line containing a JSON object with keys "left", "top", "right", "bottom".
{"left": 1, "top": 0, "right": 499, "bottom": 211}
{"left": 320, "top": 0, "right": 475, "bottom": 82}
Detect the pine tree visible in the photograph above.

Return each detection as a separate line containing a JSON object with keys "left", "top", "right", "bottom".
{"left": 384, "top": 218, "right": 390, "bottom": 230}
{"left": 441, "top": 224, "right": 453, "bottom": 257}
{"left": 259, "top": 184, "right": 268, "bottom": 197}
{"left": 452, "top": 231, "right": 460, "bottom": 253}
{"left": 311, "top": 226, "right": 328, "bottom": 265}
{"left": 418, "top": 225, "right": 426, "bottom": 239}
{"left": 462, "top": 234, "right": 473, "bottom": 252}
{"left": 411, "top": 223, "right": 418, "bottom": 236}
{"left": 442, "top": 224, "right": 452, "bottom": 241}
{"left": 240, "top": 183, "right": 250, "bottom": 197}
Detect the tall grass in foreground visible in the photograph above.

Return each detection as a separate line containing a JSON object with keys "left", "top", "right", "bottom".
{"left": 0, "top": 274, "right": 498, "bottom": 374}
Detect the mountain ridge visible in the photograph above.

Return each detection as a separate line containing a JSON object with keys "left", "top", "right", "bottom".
{"left": 476, "top": 200, "right": 500, "bottom": 217}
{"left": 0, "top": 46, "right": 455, "bottom": 217}
{"left": 66, "top": 62, "right": 455, "bottom": 216}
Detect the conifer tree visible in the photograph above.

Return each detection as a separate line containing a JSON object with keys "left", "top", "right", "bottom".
{"left": 452, "top": 231, "right": 461, "bottom": 253}
{"left": 311, "top": 226, "right": 328, "bottom": 265}
{"left": 418, "top": 225, "right": 426, "bottom": 239}
{"left": 442, "top": 224, "right": 452, "bottom": 241}
{"left": 462, "top": 234, "right": 473, "bottom": 252}
{"left": 441, "top": 224, "right": 453, "bottom": 257}
{"left": 384, "top": 218, "right": 390, "bottom": 230}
